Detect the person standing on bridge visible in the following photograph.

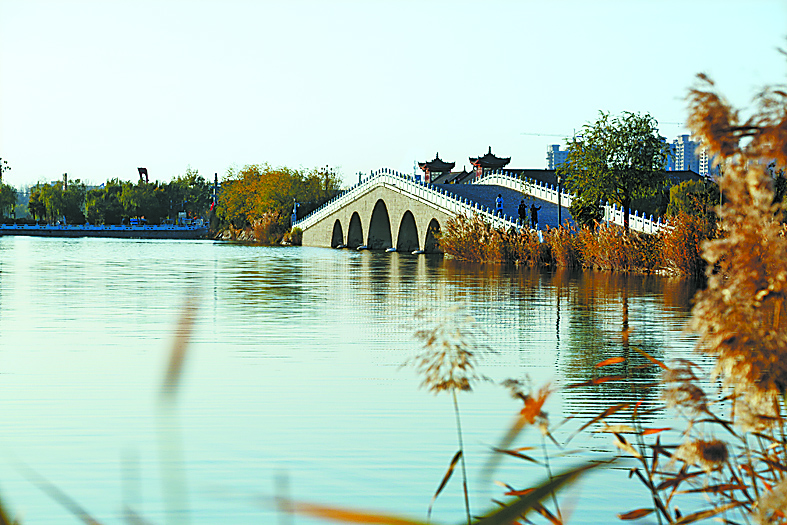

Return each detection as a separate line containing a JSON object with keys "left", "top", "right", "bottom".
{"left": 495, "top": 194, "right": 504, "bottom": 217}
{"left": 518, "top": 199, "right": 527, "bottom": 226}
{"left": 530, "top": 202, "right": 541, "bottom": 229}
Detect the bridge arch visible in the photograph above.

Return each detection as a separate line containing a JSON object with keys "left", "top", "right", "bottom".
{"left": 424, "top": 219, "right": 441, "bottom": 253}
{"left": 347, "top": 212, "right": 364, "bottom": 248}
{"left": 299, "top": 182, "right": 456, "bottom": 250}
{"left": 367, "top": 199, "right": 393, "bottom": 250}
{"left": 396, "top": 211, "right": 419, "bottom": 252}
{"left": 331, "top": 220, "right": 344, "bottom": 247}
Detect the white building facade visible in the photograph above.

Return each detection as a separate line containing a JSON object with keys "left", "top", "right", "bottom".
{"left": 546, "top": 144, "right": 569, "bottom": 169}
{"left": 667, "top": 135, "right": 700, "bottom": 173}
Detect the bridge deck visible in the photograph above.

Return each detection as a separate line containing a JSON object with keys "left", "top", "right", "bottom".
{"left": 434, "top": 183, "right": 574, "bottom": 228}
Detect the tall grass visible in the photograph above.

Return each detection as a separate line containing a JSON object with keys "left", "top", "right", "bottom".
{"left": 659, "top": 212, "right": 712, "bottom": 276}
{"left": 440, "top": 216, "right": 695, "bottom": 274}
{"left": 574, "top": 223, "right": 662, "bottom": 272}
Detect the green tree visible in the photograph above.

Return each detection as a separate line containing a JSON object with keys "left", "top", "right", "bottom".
{"left": 28, "top": 185, "right": 46, "bottom": 220}
{"left": 665, "top": 179, "right": 719, "bottom": 218}
{"left": 28, "top": 178, "right": 86, "bottom": 223}
{"left": 0, "top": 157, "right": 11, "bottom": 184}
{"left": 559, "top": 111, "right": 670, "bottom": 231}
{"left": 29, "top": 183, "right": 61, "bottom": 222}
{"left": 665, "top": 179, "right": 719, "bottom": 234}
{"left": 120, "top": 181, "right": 165, "bottom": 223}
{"left": 769, "top": 161, "right": 787, "bottom": 205}
{"left": 61, "top": 180, "right": 87, "bottom": 223}
{"left": 163, "top": 167, "right": 212, "bottom": 220}
{"left": 85, "top": 179, "right": 125, "bottom": 224}
{"left": 216, "top": 164, "right": 341, "bottom": 230}
{"left": 0, "top": 183, "right": 17, "bottom": 219}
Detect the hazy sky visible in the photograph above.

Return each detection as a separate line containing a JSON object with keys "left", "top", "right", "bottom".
{"left": 1, "top": 0, "right": 786, "bottom": 188}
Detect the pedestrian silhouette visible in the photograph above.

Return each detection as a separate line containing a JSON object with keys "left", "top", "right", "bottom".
{"left": 518, "top": 199, "right": 527, "bottom": 225}
{"left": 530, "top": 202, "right": 541, "bottom": 228}
{"left": 495, "top": 194, "right": 504, "bottom": 217}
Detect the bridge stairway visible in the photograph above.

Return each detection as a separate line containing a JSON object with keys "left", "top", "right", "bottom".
{"left": 433, "top": 183, "right": 574, "bottom": 229}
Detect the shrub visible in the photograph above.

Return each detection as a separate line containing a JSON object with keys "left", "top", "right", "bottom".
{"left": 251, "top": 213, "right": 282, "bottom": 244}
{"left": 282, "top": 227, "right": 303, "bottom": 245}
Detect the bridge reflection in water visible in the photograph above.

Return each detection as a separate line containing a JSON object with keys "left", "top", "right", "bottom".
{"left": 285, "top": 249, "right": 703, "bottom": 424}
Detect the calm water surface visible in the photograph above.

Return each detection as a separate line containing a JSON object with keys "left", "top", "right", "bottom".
{"left": 0, "top": 237, "right": 705, "bottom": 524}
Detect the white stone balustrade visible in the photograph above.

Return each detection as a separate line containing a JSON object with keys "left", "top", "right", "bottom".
{"left": 474, "top": 170, "right": 663, "bottom": 233}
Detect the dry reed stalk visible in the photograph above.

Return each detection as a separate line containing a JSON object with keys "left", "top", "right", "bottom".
{"left": 404, "top": 307, "right": 491, "bottom": 524}
{"left": 440, "top": 214, "right": 506, "bottom": 263}
{"left": 659, "top": 212, "right": 711, "bottom": 276}
{"left": 544, "top": 225, "right": 580, "bottom": 268}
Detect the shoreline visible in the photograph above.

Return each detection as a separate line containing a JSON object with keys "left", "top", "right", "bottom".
{"left": 0, "top": 224, "right": 209, "bottom": 240}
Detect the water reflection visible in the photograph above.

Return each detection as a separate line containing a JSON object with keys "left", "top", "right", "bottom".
{"left": 0, "top": 238, "right": 701, "bottom": 524}
{"left": 212, "top": 246, "right": 699, "bottom": 424}
{"left": 557, "top": 271, "right": 699, "bottom": 422}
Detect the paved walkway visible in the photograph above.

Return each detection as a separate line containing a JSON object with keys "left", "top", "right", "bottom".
{"left": 433, "top": 183, "right": 574, "bottom": 229}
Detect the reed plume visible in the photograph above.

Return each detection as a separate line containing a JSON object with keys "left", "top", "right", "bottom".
{"left": 687, "top": 69, "right": 787, "bottom": 421}
{"left": 404, "top": 307, "right": 489, "bottom": 525}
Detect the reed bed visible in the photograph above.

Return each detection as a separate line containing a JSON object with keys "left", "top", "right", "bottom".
{"left": 439, "top": 214, "right": 704, "bottom": 275}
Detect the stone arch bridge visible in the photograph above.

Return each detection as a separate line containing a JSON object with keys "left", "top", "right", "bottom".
{"left": 295, "top": 168, "right": 661, "bottom": 252}
{"left": 297, "top": 169, "right": 529, "bottom": 252}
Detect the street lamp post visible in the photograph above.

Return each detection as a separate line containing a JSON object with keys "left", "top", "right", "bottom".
{"left": 556, "top": 172, "right": 563, "bottom": 226}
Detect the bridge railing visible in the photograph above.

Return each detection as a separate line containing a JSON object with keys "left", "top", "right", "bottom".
{"left": 294, "top": 168, "right": 523, "bottom": 231}
{"left": 474, "top": 170, "right": 663, "bottom": 233}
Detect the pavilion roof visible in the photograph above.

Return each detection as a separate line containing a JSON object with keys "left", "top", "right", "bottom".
{"left": 470, "top": 146, "right": 511, "bottom": 169}
{"left": 418, "top": 153, "right": 456, "bottom": 173}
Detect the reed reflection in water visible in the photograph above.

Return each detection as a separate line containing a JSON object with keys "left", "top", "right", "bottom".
{"left": 0, "top": 237, "right": 700, "bottom": 524}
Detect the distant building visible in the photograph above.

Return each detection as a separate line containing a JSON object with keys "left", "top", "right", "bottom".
{"left": 664, "top": 134, "right": 723, "bottom": 178}
{"left": 699, "top": 147, "right": 721, "bottom": 178}
{"left": 469, "top": 146, "right": 510, "bottom": 178}
{"left": 667, "top": 135, "right": 700, "bottom": 173}
{"left": 547, "top": 144, "right": 569, "bottom": 170}
{"left": 418, "top": 153, "right": 455, "bottom": 184}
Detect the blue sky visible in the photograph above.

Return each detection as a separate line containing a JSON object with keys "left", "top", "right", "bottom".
{"left": 1, "top": 0, "right": 785, "bottom": 188}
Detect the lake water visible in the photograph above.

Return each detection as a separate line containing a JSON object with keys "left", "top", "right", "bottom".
{"left": 0, "top": 237, "right": 705, "bottom": 524}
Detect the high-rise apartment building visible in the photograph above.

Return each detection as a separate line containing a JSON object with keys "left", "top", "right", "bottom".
{"left": 667, "top": 134, "right": 700, "bottom": 173}
{"left": 699, "top": 148, "right": 721, "bottom": 178}
{"left": 547, "top": 144, "right": 569, "bottom": 169}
